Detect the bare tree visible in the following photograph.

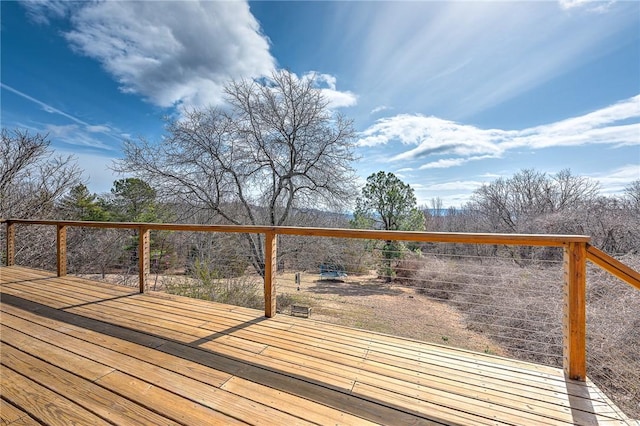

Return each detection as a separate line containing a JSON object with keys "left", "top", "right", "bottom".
{"left": 114, "top": 70, "right": 358, "bottom": 275}
{"left": 472, "top": 169, "right": 599, "bottom": 234}
{"left": 624, "top": 180, "right": 640, "bottom": 210}
{"left": 1, "top": 128, "right": 83, "bottom": 219}
{"left": 1, "top": 128, "right": 83, "bottom": 269}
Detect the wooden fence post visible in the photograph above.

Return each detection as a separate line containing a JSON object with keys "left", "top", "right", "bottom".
{"left": 563, "top": 242, "right": 587, "bottom": 381}
{"left": 139, "top": 227, "right": 150, "bottom": 293}
{"left": 6, "top": 221, "right": 15, "bottom": 266}
{"left": 264, "top": 232, "right": 277, "bottom": 318}
{"left": 56, "top": 225, "right": 67, "bottom": 277}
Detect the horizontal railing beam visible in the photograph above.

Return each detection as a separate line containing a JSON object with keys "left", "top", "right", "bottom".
{"left": 6, "top": 217, "right": 639, "bottom": 386}
{"left": 586, "top": 244, "right": 640, "bottom": 290}
{"left": 2, "top": 219, "right": 591, "bottom": 246}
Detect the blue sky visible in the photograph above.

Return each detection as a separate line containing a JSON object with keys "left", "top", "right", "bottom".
{"left": 2, "top": 0, "right": 639, "bottom": 207}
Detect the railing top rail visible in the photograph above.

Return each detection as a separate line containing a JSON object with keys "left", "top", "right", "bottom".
{"left": 586, "top": 244, "right": 640, "bottom": 291}
{"left": 4, "top": 218, "right": 590, "bottom": 246}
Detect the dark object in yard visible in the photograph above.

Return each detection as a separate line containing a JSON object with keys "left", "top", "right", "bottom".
{"left": 291, "top": 305, "right": 311, "bottom": 318}
{"left": 319, "top": 264, "right": 347, "bottom": 280}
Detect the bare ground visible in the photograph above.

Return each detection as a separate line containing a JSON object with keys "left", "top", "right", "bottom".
{"left": 79, "top": 270, "right": 505, "bottom": 355}
{"left": 277, "top": 271, "right": 507, "bottom": 355}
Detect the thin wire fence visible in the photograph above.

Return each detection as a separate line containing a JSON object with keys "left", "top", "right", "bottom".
{"left": 151, "top": 230, "right": 265, "bottom": 311}
{"left": 11, "top": 224, "right": 57, "bottom": 272}
{"left": 276, "top": 235, "right": 565, "bottom": 366}
{"left": 1, "top": 223, "right": 637, "bottom": 418}
{"left": 65, "top": 227, "right": 139, "bottom": 287}
{"left": 586, "top": 254, "right": 640, "bottom": 419}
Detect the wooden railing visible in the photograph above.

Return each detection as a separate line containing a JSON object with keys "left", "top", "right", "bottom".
{"left": 586, "top": 244, "right": 640, "bottom": 290}
{"left": 2, "top": 218, "right": 638, "bottom": 382}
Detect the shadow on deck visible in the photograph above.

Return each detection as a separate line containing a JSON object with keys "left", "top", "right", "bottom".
{"left": 0, "top": 266, "right": 633, "bottom": 425}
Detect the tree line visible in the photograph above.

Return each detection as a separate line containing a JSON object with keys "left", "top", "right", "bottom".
{"left": 2, "top": 70, "right": 638, "bottom": 277}
{"left": 423, "top": 169, "right": 639, "bottom": 257}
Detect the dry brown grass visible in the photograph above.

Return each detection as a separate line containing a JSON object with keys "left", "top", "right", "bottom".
{"left": 276, "top": 270, "right": 506, "bottom": 354}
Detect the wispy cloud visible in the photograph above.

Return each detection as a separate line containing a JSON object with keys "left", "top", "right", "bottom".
{"left": 358, "top": 94, "right": 640, "bottom": 169}
{"left": 588, "top": 164, "right": 640, "bottom": 195}
{"left": 86, "top": 125, "right": 111, "bottom": 133}
{"left": 426, "top": 180, "right": 485, "bottom": 191}
{"left": 21, "top": 0, "right": 70, "bottom": 24}
{"left": 340, "top": 1, "right": 637, "bottom": 118}
{"left": 371, "top": 105, "right": 391, "bottom": 115}
{"left": 43, "top": 124, "right": 114, "bottom": 150}
{"left": 418, "top": 156, "right": 495, "bottom": 170}
{"left": 1, "top": 83, "right": 121, "bottom": 149}
{"left": 558, "top": 0, "right": 616, "bottom": 13}
{"left": 2, "top": 83, "right": 90, "bottom": 126}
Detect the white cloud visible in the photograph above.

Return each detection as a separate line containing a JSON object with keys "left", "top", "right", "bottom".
{"left": 321, "top": 88, "right": 358, "bottom": 109}
{"left": 426, "top": 181, "right": 485, "bottom": 191}
{"left": 588, "top": 164, "right": 640, "bottom": 195}
{"left": 28, "top": 1, "right": 276, "bottom": 109}
{"left": 20, "top": 0, "right": 70, "bottom": 24}
{"left": 23, "top": 1, "right": 356, "bottom": 112}
{"left": 358, "top": 94, "right": 640, "bottom": 169}
{"left": 558, "top": 0, "right": 616, "bottom": 12}
{"left": 43, "top": 124, "right": 114, "bottom": 150}
{"left": 302, "top": 72, "right": 357, "bottom": 109}
{"left": 371, "top": 105, "right": 391, "bottom": 115}
{"left": 86, "top": 125, "right": 111, "bottom": 133}
{"left": 418, "top": 156, "right": 495, "bottom": 170}
{"left": 418, "top": 158, "right": 469, "bottom": 169}
{"left": 358, "top": 114, "right": 509, "bottom": 157}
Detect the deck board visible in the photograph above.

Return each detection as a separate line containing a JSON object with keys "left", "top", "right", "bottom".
{"left": 0, "top": 266, "right": 634, "bottom": 425}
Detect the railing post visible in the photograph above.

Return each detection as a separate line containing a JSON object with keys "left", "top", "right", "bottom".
{"left": 56, "top": 225, "right": 67, "bottom": 277}
{"left": 264, "top": 231, "right": 277, "bottom": 318}
{"left": 6, "top": 221, "right": 15, "bottom": 266}
{"left": 563, "top": 242, "right": 587, "bottom": 381}
{"left": 138, "top": 227, "right": 150, "bottom": 293}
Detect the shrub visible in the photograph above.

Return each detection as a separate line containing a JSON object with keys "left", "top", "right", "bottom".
{"left": 166, "top": 259, "right": 263, "bottom": 310}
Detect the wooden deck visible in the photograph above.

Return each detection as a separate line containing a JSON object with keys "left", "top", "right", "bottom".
{"left": 0, "top": 266, "right": 634, "bottom": 425}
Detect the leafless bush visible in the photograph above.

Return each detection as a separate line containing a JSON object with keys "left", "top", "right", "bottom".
{"left": 394, "top": 254, "right": 425, "bottom": 282}
{"left": 410, "top": 255, "right": 564, "bottom": 365}
{"left": 164, "top": 259, "right": 263, "bottom": 310}
{"left": 404, "top": 252, "right": 639, "bottom": 418}
{"left": 585, "top": 254, "right": 640, "bottom": 418}
{"left": 13, "top": 224, "right": 57, "bottom": 271}
{"left": 412, "top": 256, "right": 462, "bottom": 300}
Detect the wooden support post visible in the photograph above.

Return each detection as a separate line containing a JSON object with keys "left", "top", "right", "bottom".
{"left": 6, "top": 221, "right": 15, "bottom": 266}
{"left": 563, "top": 242, "right": 587, "bottom": 381}
{"left": 264, "top": 232, "right": 277, "bottom": 318}
{"left": 138, "top": 227, "right": 150, "bottom": 293}
{"left": 56, "top": 225, "right": 67, "bottom": 277}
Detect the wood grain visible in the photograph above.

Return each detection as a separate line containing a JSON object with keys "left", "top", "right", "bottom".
{"left": 1, "top": 266, "right": 632, "bottom": 425}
